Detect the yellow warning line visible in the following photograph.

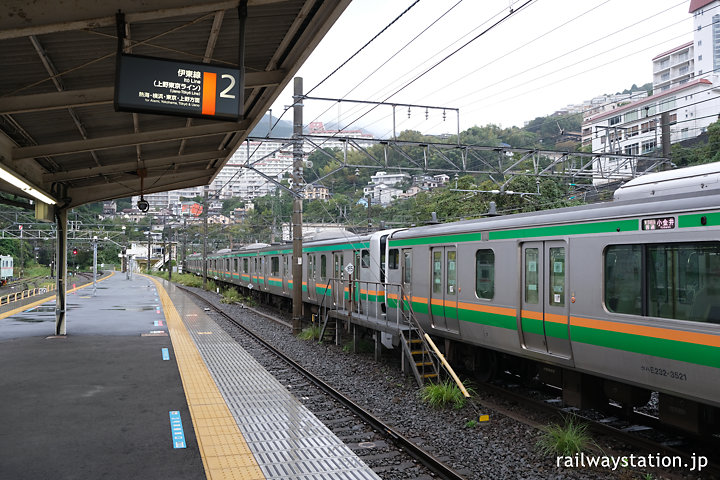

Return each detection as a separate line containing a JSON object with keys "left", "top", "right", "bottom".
{"left": 148, "top": 276, "right": 265, "bottom": 480}
{"left": 0, "top": 271, "right": 115, "bottom": 321}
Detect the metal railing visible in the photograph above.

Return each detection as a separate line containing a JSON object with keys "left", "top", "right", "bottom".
{"left": 0, "top": 284, "right": 56, "bottom": 305}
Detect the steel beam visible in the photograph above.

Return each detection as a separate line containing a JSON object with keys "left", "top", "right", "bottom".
{"left": 14, "top": 122, "right": 248, "bottom": 160}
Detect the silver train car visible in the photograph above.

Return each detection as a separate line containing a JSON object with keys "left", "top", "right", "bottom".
{"left": 188, "top": 164, "right": 720, "bottom": 433}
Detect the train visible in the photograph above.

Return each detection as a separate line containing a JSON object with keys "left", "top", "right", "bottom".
{"left": 0, "top": 255, "right": 13, "bottom": 286}
{"left": 187, "top": 163, "right": 720, "bottom": 434}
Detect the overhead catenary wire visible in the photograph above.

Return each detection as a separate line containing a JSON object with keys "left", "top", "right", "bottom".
{"left": 303, "top": 0, "right": 516, "bottom": 131}
{"left": 312, "top": 0, "right": 694, "bottom": 140}
{"left": 304, "top": 0, "right": 466, "bottom": 131}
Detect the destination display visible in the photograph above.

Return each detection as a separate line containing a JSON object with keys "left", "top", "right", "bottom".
{"left": 114, "top": 54, "right": 242, "bottom": 121}
{"left": 642, "top": 216, "right": 676, "bottom": 230}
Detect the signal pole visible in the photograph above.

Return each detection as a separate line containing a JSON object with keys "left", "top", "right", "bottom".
{"left": 292, "top": 77, "right": 304, "bottom": 335}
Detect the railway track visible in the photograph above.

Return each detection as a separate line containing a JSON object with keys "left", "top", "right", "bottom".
{"left": 177, "top": 284, "right": 466, "bottom": 480}
{"left": 468, "top": 378, "right": 720, "bottom": 479}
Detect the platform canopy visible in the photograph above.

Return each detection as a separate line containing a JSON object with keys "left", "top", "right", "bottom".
{"left": 0, "top": 0, "right": 349, "bottom": 209}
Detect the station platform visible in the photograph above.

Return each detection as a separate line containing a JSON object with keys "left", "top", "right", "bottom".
{"left": 0, "top": 272, "right": 380, "bottom": 480}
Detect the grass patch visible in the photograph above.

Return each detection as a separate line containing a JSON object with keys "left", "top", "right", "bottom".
{"left": 536, "top": 416, "right": 592, "bottom": 457}
{"left": 420, "top": 379, "right": 471, "bottom": 410}
{"left": 297, "top": 325, "right": 321, "bottom": 341}
{"left": 221, "top": 287, "right": 242, "bottom": 304}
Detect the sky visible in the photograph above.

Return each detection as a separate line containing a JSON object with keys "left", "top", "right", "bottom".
{"left": 268, "top": 0, "right": 695, "bottom": 137}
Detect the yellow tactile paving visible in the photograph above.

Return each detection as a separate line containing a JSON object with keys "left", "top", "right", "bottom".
{"left": 148, "top": 276, "right": 266, "bottom": 480}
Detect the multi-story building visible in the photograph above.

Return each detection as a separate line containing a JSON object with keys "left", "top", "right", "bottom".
{"left": 138, "top": 122, "right": 372, "bottom": 210}
{"left": 653, "top": 41, "right": 694, "bottom": 91}
{"left": 304, "top": 183, "right": 330, "bottom": 200}
{"left": 586, "top": 78, "right": 713, "bottom": 156}
{"left": 692, "top": 0, "right": 720, "bottom": 82}
{"left": 363, "top": 171, "right": 410, "bottom": 205}
{"left": 305, "top": 122, "right": 374, "bottom": 150}
{"left": 583, "top": 0, "right": 720, "bottom": 182}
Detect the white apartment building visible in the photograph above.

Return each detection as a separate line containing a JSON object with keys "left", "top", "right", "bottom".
{"left": 692, "top": 0, "right": 720, "bottom": 83}
{"left": 305, "top": 122, "right": 374, "bottom": 150}
{"left": 363, "top": 171, "right": 410, "bottom": 205}
{"left": 139, "top": 122, "right": 373, "bottom": 210}
{"left": 653, "top": 41, "right": 694, "bottom": 91}
{"left": 583, "top": 0, "right": 720, "bottom": 182}
{"left": 132, "top": 186, "right": 203, "bottom": 214}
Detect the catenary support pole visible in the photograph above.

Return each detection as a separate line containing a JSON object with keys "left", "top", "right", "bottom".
{"left": 292, "top": 77, "right": 304, "bottom": 335}
{"left": 202, "top": 185, "right": 208, "bottom": 289}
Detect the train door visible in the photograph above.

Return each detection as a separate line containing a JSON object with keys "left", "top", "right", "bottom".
{"left": 358, "top": 248, "right": 370, "bottom": 313}
{"left": 333, "top": 252, "right": 345, "bottom": 306}
{"left": 401, "top": 249, "right": 412, "bottom": 312}
{"left": 429, "top": 247, "right": 460, "bottom": 333}
{"left": 520, "top": 241, "right": 572, "bottom": 358}
{"left": 307, "top": 254, "right": 316, "bottom": 302}
{"left": 282, "top": 255, "right": 289, "bottom": 295}
{"left": 260, "top": 256, "right": 268, "bottom": 291}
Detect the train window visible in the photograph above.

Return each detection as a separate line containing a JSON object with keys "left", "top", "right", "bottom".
{"left": 361, "top": 250, "right": 370, "bottom": 268}
{"left": 388, "top": 249, "right": 399, "bottom": 269}
{"left": 605, "top": 245, "right": 642, "bottom": 315}
{"left": 549, "top": 247, "right": 565, "bottom": 307}
{"left": 475, "top": 249, "right": 494, "bottom": 300}
{"left": 234, "top": 258, "right": 238, "bottom": 272}
{"left": 446, "top": 251, "right": 457, "bottom": 296}
{"left": 271, "top": 256, "right": 280, "bottom": 276}
{"left": 433, "top": 251, "right": 442, "bottom": 295}
{"left": 307, "top": 254, "right": 315, "bottom": 278}
{"left": 605, "top": 242, "right": 720, "bottom": 323}
{"left": 648, "top": 243, "right": 720, "bottom": 323}
{"left": 525, "top": 248, "right": 539, "bottom": 304}
{"left": 320, "top": 254, "right": 327, "bottom": 279}
{"left": 243, "top": 258, "right": 248, "bottom": 273}
{"left": 403, "top": 251, "right": 412, "bottom": 284}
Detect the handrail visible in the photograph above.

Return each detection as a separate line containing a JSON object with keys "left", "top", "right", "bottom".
{"left": 0, "top": 283, "right": 56, "bottom": 305}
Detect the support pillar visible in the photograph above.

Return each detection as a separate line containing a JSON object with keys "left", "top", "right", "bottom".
{"left": 55, "top": 208, "right": 68, "bottom": 336}
{"left": 374, "top": 330, "right": 381, "bottom": 362}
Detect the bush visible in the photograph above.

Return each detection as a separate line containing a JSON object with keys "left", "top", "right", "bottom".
{"left": 536, "top": 416, "right": 592, "bottom": 456}
{"left": 221, "top": 287, "right": 241, "bottom": 304}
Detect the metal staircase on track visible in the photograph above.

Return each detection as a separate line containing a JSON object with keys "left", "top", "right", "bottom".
{"left": 316, "top": 279, "right": 443, "bottom": 387}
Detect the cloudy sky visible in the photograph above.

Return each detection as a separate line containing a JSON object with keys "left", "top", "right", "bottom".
{"left": 268, "top": 0, "right": 695, "bottom": 137}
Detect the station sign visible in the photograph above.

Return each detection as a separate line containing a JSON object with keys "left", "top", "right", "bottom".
{"left": 114, "top": 54, "right": 242, "bottom": 121}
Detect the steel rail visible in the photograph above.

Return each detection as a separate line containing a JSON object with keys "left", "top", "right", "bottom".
{"left": 177, "top": 284, "right": 467, "bottom": 480}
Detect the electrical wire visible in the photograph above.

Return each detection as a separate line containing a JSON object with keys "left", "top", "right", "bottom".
{"left": 304, "top": 0, "right": 465, "bottom": 131}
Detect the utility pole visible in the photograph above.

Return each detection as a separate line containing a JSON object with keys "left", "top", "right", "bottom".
{"left": 92, "top": 236, "right": 97, "bottom": 296}
{"left": 147, "top": 216, "right": 152, "bottom": 274}
{"left": 292, "top": 77, "right": 304, "bottom": 335}
{"left": 168, "top": 229, "right": 173, "bottom": 282}
{"left": 202, "top": 185, "right": 208, "bottom": 289}
{"left": 661, "top": 111, "right": 671, "bottom": 160}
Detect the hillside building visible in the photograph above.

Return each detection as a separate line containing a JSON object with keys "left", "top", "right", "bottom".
{"left": 583, "top": 0, "right": 720, "bottom": 182}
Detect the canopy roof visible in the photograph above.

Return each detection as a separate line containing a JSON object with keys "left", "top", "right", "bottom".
{"left": 0, "top": 0, "right": 348, "bottom": 209}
